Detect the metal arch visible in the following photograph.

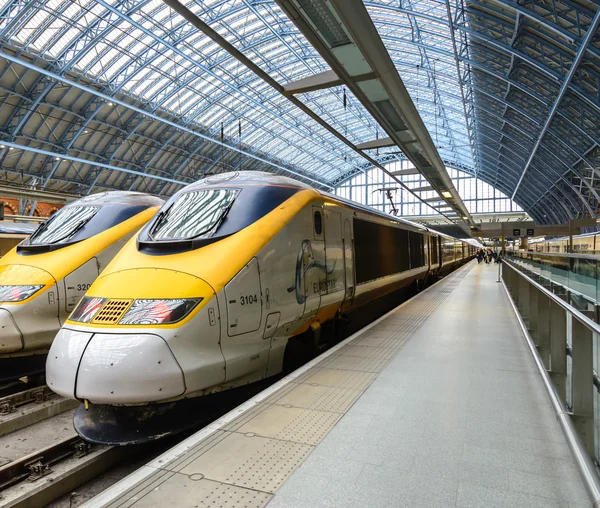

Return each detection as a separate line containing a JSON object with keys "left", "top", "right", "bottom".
{"left": 512, "top": 8, "right": 600, "bottom": 199}
{"left": 460, "top": 85, "right": 600, "bottom": 194}
{"left": 0, "top": 51, "right": 332, "bottom": 189}
{"left": 90, "top": 0, "right": 353, "bottom": 172}
{"left": 0, "top": 0, "right": 597, "bottom": 225}
{"left": 455, "top": 24, "right": 600, "bottom": 115}
{"left": 1, "top": 0, "right": 356, "bottom": 187}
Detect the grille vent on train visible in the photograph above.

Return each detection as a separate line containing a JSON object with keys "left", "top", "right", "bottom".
{"left": 91, "top": 299, "right": 133, "bottom": 325}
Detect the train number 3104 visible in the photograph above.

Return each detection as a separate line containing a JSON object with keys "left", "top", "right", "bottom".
{"left": 240, "top": 294, "right": 258, "bottom": 306}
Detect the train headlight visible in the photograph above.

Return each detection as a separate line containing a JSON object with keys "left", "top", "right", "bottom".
{"left": 118, "top": 299, "right": 202, "bottom": 325}
{"left": 0, "top": 285, "right": 44, "bottom": 302}
{"left": 70, "top": 296, "right": 107, "bottom": 323}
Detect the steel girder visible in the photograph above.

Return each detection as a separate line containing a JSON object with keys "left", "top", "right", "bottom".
{"left": 0, "top": 0, "right": 595, "bottom": 230}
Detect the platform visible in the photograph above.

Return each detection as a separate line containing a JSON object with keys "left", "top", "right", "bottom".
{"left": 86, "top": 261, "right": 589, "bottom": 508}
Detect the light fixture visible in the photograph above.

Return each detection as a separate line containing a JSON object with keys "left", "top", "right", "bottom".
{"left": 8, "top": 147, "right": 13, "bottom": 150}
{"left": 55, "top": 157, "right": 60, "bottom": 161}
{"left": 84, "top": 130, "right": 89, "bottom": 134}
{"left": 441, "top": 191, "right": 452, "bottom": 198}
{"left": 462, "top": 216, "right": 468, "bottom": 220}
{"left": 0, "top": 145, "right": 4, "bottom": 149}
{"left": 108, "top": 102, "right": 114, "bottom": 106}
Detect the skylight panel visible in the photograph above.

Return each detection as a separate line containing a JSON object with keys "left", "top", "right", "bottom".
{"left": 102, "top": 54, "right": 129, "bottom": 81}
{"left": 142, "top": 77, "right": 170, "bottom": 100}
{"left": 89, "top": 46, "right": 120, "bottom": 78}
{"left": 81, "top": 2, "right": 104, "bottom": 26}
{"left": 76, "top": 41, "right": 107, "bottom": 73}
{"left": 121, "top": 66, "right": 152, "bottom": 93}
{"left": 47, "top": 25, "right": 80, "bottom": 57}
{"left": 13, "top": 10, "right": 48, "bottom": 45}
{"left": 31, "top": 16, "right": 67, "bottom": 52}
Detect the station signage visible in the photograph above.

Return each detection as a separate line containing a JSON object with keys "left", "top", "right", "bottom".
{"left": 511, "top": 228, "right": 534, "bottom": 237}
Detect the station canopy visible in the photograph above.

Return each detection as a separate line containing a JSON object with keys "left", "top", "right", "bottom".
{"left": 0, "top": 0, "right": 597, "bottom": 224}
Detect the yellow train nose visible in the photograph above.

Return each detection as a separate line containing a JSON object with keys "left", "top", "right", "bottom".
{"left": 85, "top": 268, "right": 215, "bottom": 302}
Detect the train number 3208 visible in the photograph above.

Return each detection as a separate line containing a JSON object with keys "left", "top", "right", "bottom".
{"left": 240, "top": 294, "right": 258, "bottom": 306}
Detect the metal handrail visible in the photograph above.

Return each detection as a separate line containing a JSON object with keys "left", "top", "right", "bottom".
{"left": 509, "top": 258, "right": 598, "bottom": 307}
{"left": 502, "top": 261, "right": 600, "bottom": 506}
{"left": 510, "top": 251, "right": 600, "bottom": 261}
{"left": 505, "top": 260, "right": 600, "bottom": 335}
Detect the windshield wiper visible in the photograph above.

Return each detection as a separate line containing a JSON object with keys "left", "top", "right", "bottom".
{"left": 29, "top": 218, "right": 53, "bottom": 241}
{"left": 211, "top": 201, "right": 235, "bottom": 233}
{"left": 45, "top": 219, "right": 89, "bottom": 245}
{"left": 147, "top": 203, "right": 173, "bottom": 241}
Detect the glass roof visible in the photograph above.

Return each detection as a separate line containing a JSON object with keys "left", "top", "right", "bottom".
{"left": 0, "top": 0, "right": 472, "bottom": 184}
{"left": 0, "top": 0, "right": 598, "bottom": 225}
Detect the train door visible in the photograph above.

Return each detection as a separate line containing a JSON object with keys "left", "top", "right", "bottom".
{"left": 223, "top": 257, "right": 268, "bottom": 380}
{"left": 321, "top": 209, "right": 345, "bottom": 309}
{"left": 301, "top": 206, "right": 325, "bottom": 318}
{"left": 342, "top": 219, "right": 354, "bottom": 303}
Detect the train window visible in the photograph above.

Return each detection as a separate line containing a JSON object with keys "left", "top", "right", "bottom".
{"left": 353, "top": 218, "right": 409, "bottom": 283}
{"left": 408, "top": 231, "right": 425, "bottom": 268}
{"left": 28, "top": 206, "right": 100, "bottom": 245}
{"left": 150, "top": 188, "right": 238, "bottom": 240}
{"left": 314, "top": 211, "right": 322, "bottom": 235}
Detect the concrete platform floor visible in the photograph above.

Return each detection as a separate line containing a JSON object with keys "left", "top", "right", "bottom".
{"left": 270, "top": 263, "right": 588, "bottom": 508}
{"left": 87, "top": 262, "right": 589, "bottom": 508}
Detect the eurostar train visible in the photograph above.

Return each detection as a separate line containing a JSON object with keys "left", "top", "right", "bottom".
{"left": 47, "top": 172, "right": 476, "bottom": 443}
{"left": 0, "top": 191, "right": 162, "bottom": 378}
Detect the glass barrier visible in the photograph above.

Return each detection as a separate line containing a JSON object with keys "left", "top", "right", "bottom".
{"left": 507, "top": 251, "right": 600, "bottom": 304}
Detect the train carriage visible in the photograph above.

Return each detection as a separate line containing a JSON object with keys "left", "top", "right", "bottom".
{"left": 47, "top": 172, "right": 476, "bottom": 443}
{"left": 0, "top": 191, "right": 163, "bottom": 379}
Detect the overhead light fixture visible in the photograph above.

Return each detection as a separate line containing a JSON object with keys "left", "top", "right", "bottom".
{"left": 108, "top": 102, "right": 114, "bottom": 106}
{"left": 84, "top": 130, "right": 89, "bottom": 134}
{"left": 0, "top": 145, "right": 4, "bottom": 149}
{"left": 462, "top": 216, "right": 468, "bottom": 220}
{"left": 8, "top": 147, "right": 13, "bottom": 150}
{"left": 55, "top": 157, "right": 61, "bottom": 161}
{"left": 441, "top": 191, "right": 452, "bottom": 198}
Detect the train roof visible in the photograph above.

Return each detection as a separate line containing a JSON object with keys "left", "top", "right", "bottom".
{"left": 320, "top": 190, "right": 473, "bottom": 243}
{"left": 69, "top": 191, "right": 164, "bottom": 208}
{"left": 0, "top": 222, "right": 39, "bottom": 234}
{"left": 180, "top": 171, "right": 474, "bottom": 246}
{"left": 183, "top": 171, "right": 311, "bottom": 192}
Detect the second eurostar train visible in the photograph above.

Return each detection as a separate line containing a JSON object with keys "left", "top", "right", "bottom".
{"left": 47, "top": 172, "right": 476, "bottom": 442}
{"left": 0, "top": 191, "right": 163, "bottom": 378}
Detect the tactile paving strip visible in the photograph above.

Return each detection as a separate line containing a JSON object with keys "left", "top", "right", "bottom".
{"left": 178, "top": 432, "right": 312, "bottom": 492}
{"left": 119, "top": 474, "right": 272, "bottom": 508}
{"left": 106, "top": 262, "right": 475, "bottom": 508}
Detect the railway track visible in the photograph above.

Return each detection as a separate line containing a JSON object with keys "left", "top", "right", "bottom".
{"left": 0, "top": 434, "right": 128, "bottom": 507}
{"left": 0, "top": 385, "right": 79, "bottom": 438}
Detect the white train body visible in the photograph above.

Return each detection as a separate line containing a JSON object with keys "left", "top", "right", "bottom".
{"left": 48, "top": 172, "right": 475, "bottom": 406}
{"left": 0, "top": 192, "right": 162, "bottom": 359}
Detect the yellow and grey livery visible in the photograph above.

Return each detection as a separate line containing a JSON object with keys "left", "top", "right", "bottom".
{"left": 0, "top": 191, "right": 162, "bottom": 365}
{"left": 48, "top": 171, "right": 475, "bottom": 443}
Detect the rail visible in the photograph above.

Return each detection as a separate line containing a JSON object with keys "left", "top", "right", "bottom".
{"left": 502, "top": 260, "right": 600, "bottom": 506}
{"left": 508, "top": 250, "right": 600, "bottom": 305}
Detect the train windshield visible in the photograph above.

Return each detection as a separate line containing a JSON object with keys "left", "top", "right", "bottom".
{"left": 149, "top": 188, "right": 238, "bottom": 240}
{"left": 28, "top": 206, "right": 100, "bottom": 245}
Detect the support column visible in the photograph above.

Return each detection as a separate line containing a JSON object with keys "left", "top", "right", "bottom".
{"left": 529, "top": 284, "right": 539, "bottom": 338}
{"left": 536, "top": 291, "right": 551, "bottom": 368}
{"left": 549, "top": 300, "right": 567, "bottom": 403}
{"left": 571, "top": 318, "right": 595, "bottom": 455}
